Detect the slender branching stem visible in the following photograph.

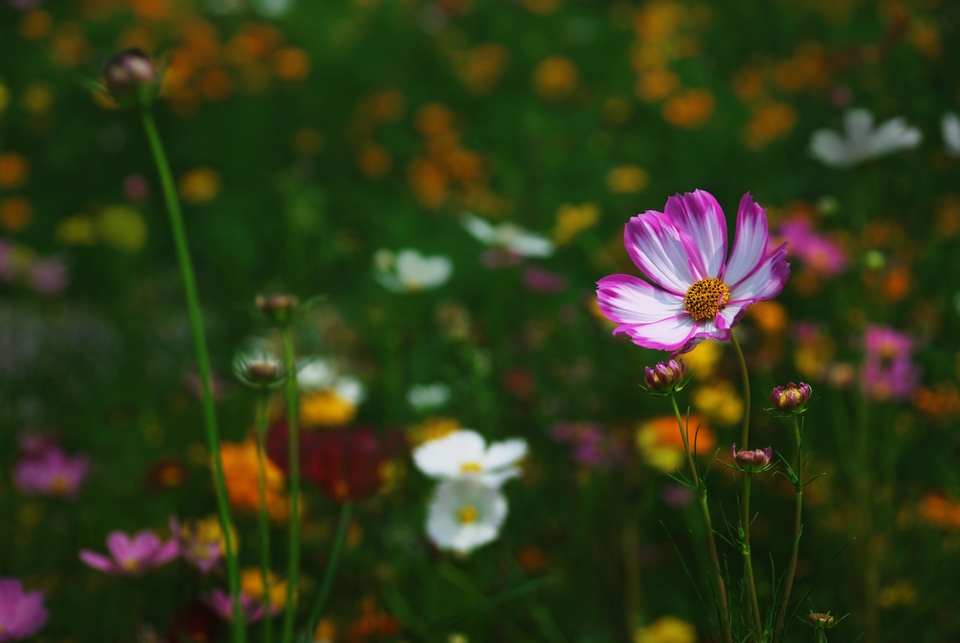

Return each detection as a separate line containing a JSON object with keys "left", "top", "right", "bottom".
{"left": 741, "top": 473, "right": 764, "bottom": 642}
{"left": 140, "top": 109, "right": 245, "bottom": 641}
{"left": 670, "top": 396, "right": 732, "bottom": 643}
{"left": 254, "top": 392, "right": 275, "bottom": 643}
{"left": 774, "top": 417, "right": 804, "bottom": 640}
{"left": 280, "top": 329, "right": 301, "bottom": 643}
{"left": 729, "top": 332, "right": 751, "bottom": 449}
{"left": 306, "top": 502, "right": 353, "bottom": 634}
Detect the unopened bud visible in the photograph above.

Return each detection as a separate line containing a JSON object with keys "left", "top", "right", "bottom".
{"left": 644, "top": 358, "right": 687, "bottom": 395}
{"left": 102, "top": 49, "right": 157, "bottom": 107}
{"left": 731, "top": 444, "right": 773, "bottom": 473}
{"left": 807, "top": 612, "right": 836, "bottom": 629}
{"left": 770, "top": 381, "right": 812, "bottom": 413}
{"left": 256, "top": 294, "right": 300, "bottom": 326}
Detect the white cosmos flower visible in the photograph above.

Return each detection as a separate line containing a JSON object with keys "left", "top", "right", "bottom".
{"left": 374, "top": 249, "right": 453, "bottom": 292}
{"left": 413, "top": 429, "right": 527, "bottom": 488}
{"left": 461, "top": 214, "right": 554, "bottom": 257}
{"left": 426, "top": 479, "right": 508, "bottom": 554}
{"left": 297, "top": 358, "right": 364, "bottom": 404}
{"left": 809, "top": 108, "right": 922, "bottom": 168}
{"left": 407, "top": 382, "right": 451, "bottom": 411}
{"left": 942, "top": 112, "right": 960, "bottom": 158}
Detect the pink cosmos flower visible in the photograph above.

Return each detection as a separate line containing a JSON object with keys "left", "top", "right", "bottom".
{"left": 202, "top": 589, "right": 265, "bottom": 624}
{"left": 861, "top": 325, "right": 920, "bottom": 402}
{"left": 0, "top": 578, "right": 48, "bottom": 642}
{"left": 13, "top": 447, "right": 90, "bottom": 499}
{"left": 597, "top": 190, "right": 790, "bottom": 353}
{"left": 776, "top": 216, "right": 847, "bottom": 277}
{"left": 79, "top": 527, "right": 179, "bottom": 575}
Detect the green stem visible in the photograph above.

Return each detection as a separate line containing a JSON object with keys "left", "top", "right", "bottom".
{"left": 670, "top": 397, "right": 731, "bottom": 643}
{"left": 729, "top": 331, "right": 751, "bottom": 449}
{"left": 623, "top": 454, "right": 643, "bottom": 634}
{"left": 280, "top": 329, "right": 301, "bottom": 643}
{"left": 774, "top": 417, "right": 804, "bottom": 640}
{"left": 140, "top": 109, "right": 245, "bottom": 642}
{"left": 741, "top": 474, "right": 764, "bottom": 642}
{"left": 254, "top": 393, "right": 274, "bottom": 643}
{"left": 306, "top": 502, "right": 353, "bottom": 634}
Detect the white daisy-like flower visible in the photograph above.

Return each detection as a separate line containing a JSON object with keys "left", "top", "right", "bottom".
{"left": 942, "top": 112, "right": 960, "bottom": 158}
{"left": 426, "top": 479, "right": 508, "bottom": 554}
{"left": 461, "top": 214, "right": 554, "bottom": 258}
{"left": 232, "top": 338, "right": 282, "bottom": 386}
{"left": 297, "top": 358, "right": 364, "bottom": 404}
{"left": 809, "top": 108, "right": 922, "bottom": 168}
{"left": 413, "top": 429, "right": 527, "bottom": 488}
{"left": 374, "top": 249, "right": 453, "bottom": 292}
{"left": 407, "top": 382, "right": 451, "bottom": 411}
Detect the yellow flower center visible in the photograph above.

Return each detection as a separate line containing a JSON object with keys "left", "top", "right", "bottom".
{"left": 122, "top": 558, "right": 140, "bottom": 572}
{"left": 457, "top": 505, "right": 479, "bottom": 524}
{"left": 48, "top": 473, "right": 71, "bottom": 495}
{"left": 684, "top": 278, "right": 730, "bottom": 321}
{"left": 460, "top": 462, "right": 483, "bottom": 474}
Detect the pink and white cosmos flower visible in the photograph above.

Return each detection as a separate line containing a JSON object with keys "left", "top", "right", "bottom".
{"left": 79, "top": 527, "right": 179, "bottom": 575}
{"left": 597, "top": 190, "right": 789, "bottom": 354}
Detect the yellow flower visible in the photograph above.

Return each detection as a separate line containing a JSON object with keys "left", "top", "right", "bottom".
{"left": 691, "top": 381, "right": 743, "bottom": 427}
{"left": 532, "top": 56, "right": 578, "bottom": 100}
{"left": 553, "top": 203, "right": 599, "bottom": 245}
{"left": 634, "top": 615, "right": 696, "bottom": 643}
{"left": 241, "top": 567, "right": 289, "bottom": 611}
{"left": 636, "top": 416, "right": 714, "bottom": 474}
{"left": 300, "top": 390, "right": 358, "bottom": 428}
{"left": 56, "top": 215, "right": 97, "bottom": 246}
{"left": 407, "top": 416, "right": 461, "bottom": 446}
{"left": 606, "top": 166, "right": 648, "bottom": 194}
{"left": 681, "top": 339, "right": 721, "bottom": 378}
{"left": 178, "top": 167, "right": 222, "bottom": 204}
{"left": 96, "top": 206, "right": 147, "bottom": 253}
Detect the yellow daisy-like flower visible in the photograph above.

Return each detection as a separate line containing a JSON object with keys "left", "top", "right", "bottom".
{"left": 300, "top": 390, "right": 357, "bottom": 428}
{"left": 634, "top": 615, "right": 696, "bottom": 643}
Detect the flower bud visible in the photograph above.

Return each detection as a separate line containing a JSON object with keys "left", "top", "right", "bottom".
{"left": 644, "top": 358, "right": 687, "bottom": 395}
{"left": 102, "top": 49, "right": 157, "bottom": 107}
{"left": 770, "top": 381, "right": 812, "bottom": 413}
{"left": 255, "top": 294, "right": 300, "bottom": 326}
{"left": 731, "top": 444, "right": 773, "bottom": 472}
{"left": 807, "top": 612, "right": 836, "bottom": 629}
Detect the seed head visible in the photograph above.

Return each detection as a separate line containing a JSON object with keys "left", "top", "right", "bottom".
{"left": 770, "top": 381, "right": 812, "bottom": 413}
{"left": 102, "top": 49, "right": 157, "bottom": 107}
{"left": 643, "top": 358, "right": 687, "bottom": 395}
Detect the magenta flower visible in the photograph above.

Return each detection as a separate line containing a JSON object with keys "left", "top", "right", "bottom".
{"left": 79, "top": 528, "right": 179, "bottom": 575}
{"left": 776, "top": 217, "right": 847, "bottom": 277}
{"left": 861, "top": 325, "right": 920, "bottom": 402}
{"left": 597, "top": 191, "right": 789, "bottom": 354}
{"left": 0, "top": 578, "right": 48, "bottom": 642}
{"left": 202, "top": 589, "right": 265, "bottom": 624}
{"left": 13, "top": 447, "right": 90, "bottom": 499}
{"left": 731, "top": 445, "right": 774, "bottom": 472}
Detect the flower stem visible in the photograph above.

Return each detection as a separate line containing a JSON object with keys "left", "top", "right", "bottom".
{"left": 254, "top": 392, "right": 274, "bottom": 643}
{"left": 623, "top": 453, "right": 644, "bottom": 635}
{"left": 280, "top": 329, "right": 301, "bottom": 643}
{"left": 729, "top": 331, "right": 751, "bottom": 449}
{"left": 139, "top": 109, "right": 245, "bottom": 642}
{"left": 741, "top": 473, "right": 765, "bottom": 642}
{"left": 774, "top": 417, "right": 804, "bottom": 640}
{"left": 669, "top": 396, "right": 732, "bottom": 643}
{"left": 306, "top": 501, "right": 353, "bottom": 635}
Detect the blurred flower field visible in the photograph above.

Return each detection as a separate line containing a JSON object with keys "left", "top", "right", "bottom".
{"left": 2, "top": 0, "right": 960, "bottom": 641}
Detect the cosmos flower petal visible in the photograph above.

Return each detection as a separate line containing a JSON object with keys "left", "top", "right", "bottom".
{"left": 844, "top": 108, "right": 874, "bottom": 141}
{"left": 624, "top": 214, "right": 702, "bottom": 295}
{"left": 664, "top": 190, "right": 728, "bottom": 278}
{"left": 8, "top": 591, "right": 48, "bottom": 633}
{"left": 480, "top": 469, "right": 520, "bottom": 488}
{"left": 870, "top": 118, "right": 921, "bottom": 156}
{"left": 106, "top": 532, "right": 134, "bottom": 562}
{"left": 942, "top": 112, "right": 960, "bottom": 157}
{"left": 507, "top": 232, "right": 554, "bottom": 257}
{"left": 79, "top": 550, "right": 121, "bottom": 573}
{"left": 728, "top": 242, "right": 789, "bottom": 303}
{"left": 461, "top": 214, "right": 497, "bottom": 244}
{"left": 481, "top": 439, "right": 527, "bottom": 471}
{"left": 596, "top": 275, "right": 685, "bottom": 325}
{"left": 809, "top": 130, "right": 852, "bottom": 167}
{"left": 613, "top": 314, "right": 699, "bottom": 352}
{"left": 413, "top": 430, "right": 487, "bottom": 478}
{"left": 724, "top": 193, "right": 771, "bottom": 286}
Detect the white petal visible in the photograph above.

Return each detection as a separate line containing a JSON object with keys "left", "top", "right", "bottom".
{"left": 724, "top": 194, "right": 770, "bottom": 287}
{"left": 614, "top": 314, "right": 698, "bottom": 353}
{"left": 663, "top": 190, "right": 728, "bottom": 278}
{"left": 298, "top": 359, "right": 336, "bottom": 391}
{"left": 624, "top": 213, "right": 700, "bottom": 295}
{"left": 844, "top": 108, "right": 875, "bottom": 142}
{"left": 596, "top": 274, "right": 685, "bottom": 325}
{"left": 413, "top": 430, "right": 486, "bottom": 478}
{"left": 943, "top": 112, "right": 960, "bottom": 157}
{"left": 335, "top": 376, "right": 364, "bottom": 404}
{"left": 462, "top": 215, "right": 497, "bottom": 244}
{"left": 482, "top": 439, "right": 527, "bottom": 471}
{"left": 507, "top": 232, "right": 554, "bottom": 257}
{"left": 809, "top": 130, "right": 852, "bottom": 168}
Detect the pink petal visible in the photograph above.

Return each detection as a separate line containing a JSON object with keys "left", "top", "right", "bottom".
{"left": 623, "top": 213, "right": 702, "bottom": 296}
{"left": 79, "top": 550, "right": 121, "bottom": 574}
{"left": 596, "top": 275, "right": 685, "bottom": 325}
{"left": 150, "top": 538, "right": 180, "bottom": 567}
{"left": 8, "top": 590, "right": 48, "bottom": 635}
{"left": 677, "top": 318, "right": 730, "bottom": 354}
{"left": 663, "top": 190, "right": 728, "bottom": 278}
{"left": 728, "top": 243, "right": 790, "bottom": 303}
{"left": 613, "top": 314, "right": 698, "bottom": 352}
{"left": 106, "top": 532, "right": 134, "bottom": 562}
{"left": 724, "top": 193, "right": 771, "bottom": 287}
{"left": 129, "top": 531, "right": 162, "bottom": 559}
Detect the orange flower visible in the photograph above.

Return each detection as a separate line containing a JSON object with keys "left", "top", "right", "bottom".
{"left": 634, "top": 66, "right": 679, "bottom": 103}
{"left": 414, "top": 103, "right": 455, "bottom": 138}
{"left": 19, "top": 10, "right": 52, "bottom": 41}
{"left": 606, "top": 165, "right": 648, "bottom": 194}
{"left": 532, "top": 56, "right": 578, "bottom": 100}
{"left": 636, "top": 415, "right": 714, "bottom": 473}
{"left": 357, "top": 144, "right": 392, "bottom": 179}
{"left": 0, "top": 197, "right": 33, "bottom": 232}
{"left": 661, "top": 88, "right": 714, "bottom": 128}
{"left": 273, "top": 47, "right": 311, "bottom": 82}
{"left": 454, "top": 43, "right": 510, "bottom": 94}
{"left": 743, "top": 102, "right": 797, "bottom": 149}
{"left": 219, "top": 438, "right": 291, "bottom": 522}
{"left": 178, "top": 167, "right": 222, "bottom": 204}
{"left": 407, "top": 158, "right": 448, "bottom": 209}
{"left": 747, "top": 300, "right": 788, "bottom": 334}
{"left": 0, "top": 153, "right": 30, "bottom": 189}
